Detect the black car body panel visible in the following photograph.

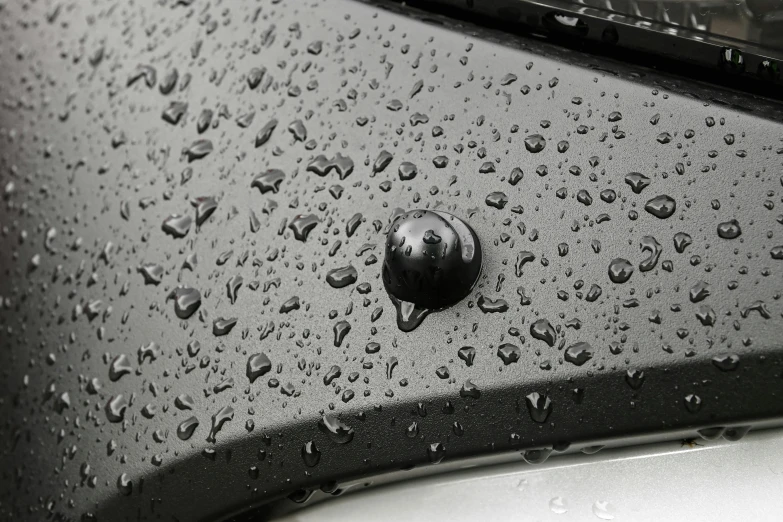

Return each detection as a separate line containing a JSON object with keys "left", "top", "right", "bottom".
{"left": 1, "top": 0, "right": 782, "bottom": 520}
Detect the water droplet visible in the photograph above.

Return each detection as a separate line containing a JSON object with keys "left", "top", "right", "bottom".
{"left": 644, "top": 195, "right": 676, "bottom": 219}
{"left": 639, "top": 236, "right": 662, "bottom": 271}
{"left": 373, "top": 150, "right": 394, "bottom": 173}
{"left": 175, "top": 394, "right": 195, "bottom": 410}
{"left": 427, "top": 442, "right": 446, "bottom": 464}
{"left": 698, "top": 427, "right": 725, "bottom": 440}
{"left": 624, "top": 172, "right": 650, "bottom": 194}
{"left": 477, "top": 295, "right": 509, "bottom": 313}
{"left": 289, "top": 214, "right": 320, "bottom": 241}
{"left": 515, "top": 251, "right": 535, "bottom": 277}
{"left": 247, "top": 353, "right": 272, "bottom": 383}
{"left": 185, "top": 139, "right": 213, "bottom": 162}
{"left": 458, "top": 346, "right": 476, "bottom": 366}
{"left": 525, "top": 392, "right": 552, "bottom": 423}
{"left": 564, "top": 342, "right": 593, "bottom": 366}
{"left": 319, "top": 414, "right": 354, "bottom": 444}
{"left": 485, "top": 191, "right": 508, "bottom": 209}
{"left": 398, "top": 162, "right": 418, "bottom": 181}
{"left": 333, "top": 320, "right": 351, "bottom": 347}
{"left": 724, "top": 425, "right": 751, "bottom": 441}
{"left": 226, "top": 275, "right": 243, "bottom": 304}
{"left": 255, "top": 118, "right": 278, "bottom": 147}
{"left": 673, "top": 232, "right": 693, "bottom": 253}
{"left": 497, "top": 343, "right": 521, "bottom": 364}
{"left": 684, "top": 394, "right": 702, "bottom": 413}
{"left": 177, "top": 416, "right": 199, "bottom": 441}
{"left": 717, "top": 219, "right": 742, "bottom": 239}
{"left": 192, "top": 196, "right": 217, "bottom": 226}
{"left": 302, "top": 441, "right": 321, "bottom": 467}
{"left": 207, "top": 406, "right": 234, "bottom": 443}
{"left": 109, "top": 354, "right": 133, "bottom": 382}
{"left": 524, "top": 134, "right": 546, "bottom": 153}
{"left": 138, "top": 263, "right": 164, "bottom": 285}
{"left": 247, "top": 67, "right": 266, "bottom": 90}
{"left": 213, "top": 317, "right": 237, "bottom": 336}
{"left": 167, "top": 286, "right": 201, "bottom": 319}
{"left": 162, "top": 101, "right": 188, "bottom": 125}
{"left": 689, "top": 281, "right": 711, "bottom": 303}
{"left": 346, "top": 213, "right": 363, "bottom": 237}
{"left": 592, "top": 500, "right": 615, "bottom": 520}
{"left": 543, "top": 13, "right": 588, "bottom": 37}
{"left": 608, "top": 258, "right": 633, "bottom": 284}
{"left": 280, "top": 296, "right": 301, "bottom": 313}
{"left": 530, "top": 319, "right": 556, "bottom": 347}
{"left": 117, "top": 473, "right": 133, "bottom": 496}
{"left": 326, "top": 265, "right": 358, "bottom": 288}
{"left": 550, "top": 496, "right": 569, "bottom": 514}
{"left": 522, "top": 447, "right": 552, "bottom": 464}
{"left": 105, "top": 395, "right": 128, "bottom": 423}
{"left": 712, "top": 353, "right": 739, "bottom": 371}
{"left": 625, "top": 369, "right": 645, "bottom": 390}
{"left": 251, "top": 169, "right": 285, "bottom": 194}
{"left": 460, "top": 379, "right": 481, "bottom": 398}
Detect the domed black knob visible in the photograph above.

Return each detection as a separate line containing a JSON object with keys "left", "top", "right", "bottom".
{"left": 383, "top": 209, "right": 482, "bottom": 312}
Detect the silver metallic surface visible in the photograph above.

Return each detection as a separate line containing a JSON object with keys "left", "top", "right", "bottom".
{"left": 274, "top": 428, "right": 783, "bottom": 521}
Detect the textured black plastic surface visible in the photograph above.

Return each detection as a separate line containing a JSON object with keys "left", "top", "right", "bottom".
{"left": 1, "top": 0, "right": 782, "bottom": 521}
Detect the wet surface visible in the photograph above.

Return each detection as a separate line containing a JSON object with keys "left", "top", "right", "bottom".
{"left": 383, "top": 209, "right": 482, "bottom": 331}
{"left": 0, "top": 0, "right": 782, "bottom": 520}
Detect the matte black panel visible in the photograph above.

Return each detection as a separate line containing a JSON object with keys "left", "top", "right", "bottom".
{"left": 0, "top": 1, "right": 782, "bottom": 521}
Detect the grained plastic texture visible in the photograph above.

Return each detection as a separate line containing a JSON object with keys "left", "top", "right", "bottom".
{"left": 0, "top": 0, "right": 782, "bottom": 521}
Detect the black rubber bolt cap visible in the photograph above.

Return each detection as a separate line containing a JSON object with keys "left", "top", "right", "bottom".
{"left": 383, "top": 209, "right": 482, "bottom": 317}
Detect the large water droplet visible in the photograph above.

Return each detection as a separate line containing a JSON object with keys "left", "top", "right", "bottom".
{"left": 717, "top": 219, "right": 742, "bottom": 239}
{"left": 318, "top": 414, "right": 354, "bottom": 444}
{"left": 167, "top": 286, "right": 201, "bottom": 319}
{"left": 326, "top": 265, "right": 358, "bottom": 288}
{"left": 524, "top": 134, "right": 546, "bottom": 153}
{"left": 608, "top": 258, "right": 633, "bottom": 283}
{"left": 427, "top": 442, "right": 446, "bottom": 463}
{"left": 564, "top": 342, "right": 593, "bottom": 366}
{"left": 624, "top": 172, "right": 650, "bottom": 194}
{"left": 289, "top": 214, "right": 320, "bottom": 241}
{"left": 246, "top": 353, "right": 272, "bottom": 383}
{"left": 251, "top": 169, "right": 285, "bottom": 194}
{"left": 302, "top": 441, "right": 321, "bottom": 467}
{"left": 530, "top": 319, "right": 556, "bottom": 347}
{"left": 177, "top": 416, "right": 199, "bottom": 441}
{"left": 207, "top": 406, "right": 234, "bottom": 442}
{"left": 525, "top": 392, "right": 552, "bottom": 423}
{"left": 105, "top": 395, "right": 128, "bottom": 423}
{"left": 644, "top": 195, "right": 676, "bottom": 219}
